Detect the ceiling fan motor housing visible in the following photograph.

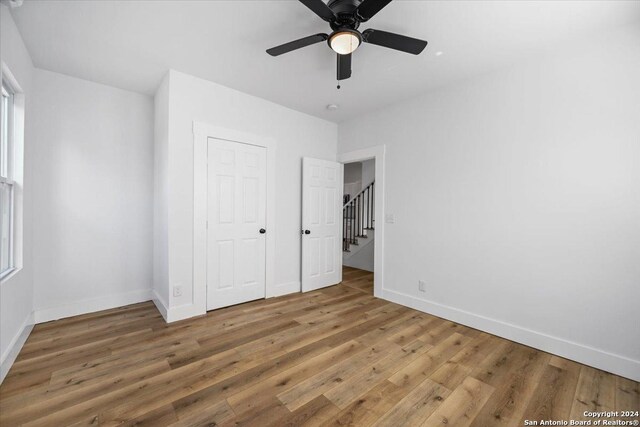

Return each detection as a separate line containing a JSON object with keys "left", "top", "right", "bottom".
{"left": 327, "top": 0, "right": 363, "bottom": 15}
{"left": 328, "top": 0, "right": 363, "bottom": 29}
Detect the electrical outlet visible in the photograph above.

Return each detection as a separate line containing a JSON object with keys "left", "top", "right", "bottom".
{"left": 173, "top": 285, "right": 183, "bottom": 297}
{"left": 418, "top": 280, "right": 426, "bottom": 292}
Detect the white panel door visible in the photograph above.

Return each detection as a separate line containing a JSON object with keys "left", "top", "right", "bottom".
{"left": 207, "top": 138, "right": 267, "bottom": 310}
{"left": 302, "top": 158, "right": 343, "bottom": 292}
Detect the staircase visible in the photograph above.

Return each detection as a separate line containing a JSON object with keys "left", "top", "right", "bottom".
{"left": 343, "top": 181, "right": 374, "bottom": 253}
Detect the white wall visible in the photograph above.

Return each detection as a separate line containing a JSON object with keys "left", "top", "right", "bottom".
{"left": 31, "top": 69, "right": 154, "bottom": 321}
{"left": 158, "top": 70, "right": 337, "bottom": 318}
{"left": 343, "top": 162, "right": 362, "bottom": 202}
{"left": 153, "top": 72, "right": 170, "bottom": 311}
{"left": 361, "top": 159, "right": 375, "bottom": 189}
{"left": 343, "top": 160, "right": 375, "bottom": 199}
{"left": 338, "top": 25, "right": 640, "bottom": 380}
{"left": 344, "top": 162, "right": 362, "bottom": 184}
{"left": 343, "top": 232, "right": 375, "bottom": 272}
{"left": 0, "top": 4, "right": 35, "bottom": 382}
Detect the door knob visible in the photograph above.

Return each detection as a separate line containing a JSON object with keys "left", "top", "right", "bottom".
{"left": 259, "top": 228, "right": 266, "bottom": 234}
{"left": 303, "top": 229, "right": 311, "bottom": 235}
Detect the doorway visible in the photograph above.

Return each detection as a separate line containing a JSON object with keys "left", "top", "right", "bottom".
{"left": 193, "top": 122, "right": 277, "bottom": 321}
{"left": 338, "top": 146, "right": 385, "bottom": 297}
{"left": 341, "top": 159, "right": 375, "bottom": 294}
{"left": 300, "top": 148, "right": 385, "bottom": 297}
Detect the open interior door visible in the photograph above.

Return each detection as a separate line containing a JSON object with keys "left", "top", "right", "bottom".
{"left": 301, "top": 157, "right": 344, "bottom": 292}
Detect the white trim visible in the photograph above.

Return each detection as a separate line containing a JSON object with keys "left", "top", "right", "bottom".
{"left": 164, "top": 303, "right": 206, "bottom": 323}
{"left": 383, "top": 288, "right": 640, "bottom": 382}
{"left": 0, "top": 311, "right": 33, "bottom": 384}
{"left": 151, "top": 289, "right": 169, "bottom": 322}
{"left": 338, "top": 145, "right": 386, "bottom": 298}
{"left": 192, "top": 121, "right": 277, "bottom": 318}
{"left": 34, "top": 289, "right": 152, "bottom": 324}
{"left": 0, "top": 266, "right": 15, "bottom": 281}
{"left": 1, "top": 61, "right": 25, "bottom": 276}
{"left": 0, "top": 61, "right": 23, "bottom": 98}
{"left": 1, "top": 67, "right": 17, "bottom": 278}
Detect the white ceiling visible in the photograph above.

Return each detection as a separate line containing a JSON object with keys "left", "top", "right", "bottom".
{"left": 10, "top": 0, "right": 640, "bottom": 122}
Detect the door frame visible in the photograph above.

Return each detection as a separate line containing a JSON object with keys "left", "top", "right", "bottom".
{"left": 338, "top": 145, "right": 386, "bottom": 298}
{"left": 193, "top": 121, "right": 277, "bottom": 314}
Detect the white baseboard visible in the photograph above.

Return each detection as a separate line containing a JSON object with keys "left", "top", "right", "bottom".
{"left": 382, "top": 288, "right": 640, "bottom": 382}
{"left": 34, "top": 289, "right": 152, "bottom": 324}
{"left": 164, "top": 303, "right": 205, "bottom": 323}
{"left": 269, "top": 281, "right": 300, "bottom": 298}
{"left": 151, "top": 289, "right": 169, "bottom": 322}
{"left": 1, "top": 312, "right": 34, "bottom": 384}
{"left": 161, "top": 281, "right": 302, "bottom": 323}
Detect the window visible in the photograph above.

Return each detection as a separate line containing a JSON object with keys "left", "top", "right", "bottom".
{"left": 1, "top": 80, "right": 14, "bottom": 278}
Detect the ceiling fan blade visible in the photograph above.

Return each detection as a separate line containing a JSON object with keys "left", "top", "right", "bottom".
{"left": 337, "top": 53, "right": 352, "bottom": 81}
{"left": 267, "top": 33, "right": 328, "bottom": 56}
{"left": 354, "top": 0, "right": 393, "bottom": 21}
{"left": 298, "top": 0, "right": 337, "bottom": 22}
{"left": 362, "top": 29, "right": 427, "bottom": 55}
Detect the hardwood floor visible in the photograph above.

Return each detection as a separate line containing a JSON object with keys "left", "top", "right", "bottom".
{"left": 1, "top": 267, "right": 637, "bottom": 426}
{"left": 340, "top": 266, "right": 373, "bottom": 294}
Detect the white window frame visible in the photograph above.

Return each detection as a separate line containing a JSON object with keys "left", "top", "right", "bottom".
{"left": 0, "top": 79, "right": 15, "bottom": 280}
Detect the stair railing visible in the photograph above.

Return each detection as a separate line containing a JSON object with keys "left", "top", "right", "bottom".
{"left": 343, "top": 181, "right": 375, "bottom": 251}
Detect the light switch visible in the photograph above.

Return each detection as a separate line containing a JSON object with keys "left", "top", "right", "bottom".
{"left": 385, "top": 214, "right": 395, "bottom": 224}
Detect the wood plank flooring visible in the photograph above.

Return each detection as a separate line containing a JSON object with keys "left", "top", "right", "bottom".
{"left": 1, "top": 267, "right": 638, "bottom": 426}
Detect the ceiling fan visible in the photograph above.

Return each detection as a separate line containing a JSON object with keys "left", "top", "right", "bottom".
{"left": 266, "top": 0, "right": 428, "bottom": 84}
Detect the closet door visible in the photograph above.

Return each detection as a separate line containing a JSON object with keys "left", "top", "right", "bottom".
{"left": 207, "top": 138, "right": 266, "bottom": 310}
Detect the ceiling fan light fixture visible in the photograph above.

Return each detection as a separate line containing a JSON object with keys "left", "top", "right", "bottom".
{"left": 329, "top": 30, "right": 361, "bottom": 55}
{"left": 267, "top": 0, "right": 429, "bottom": 82}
